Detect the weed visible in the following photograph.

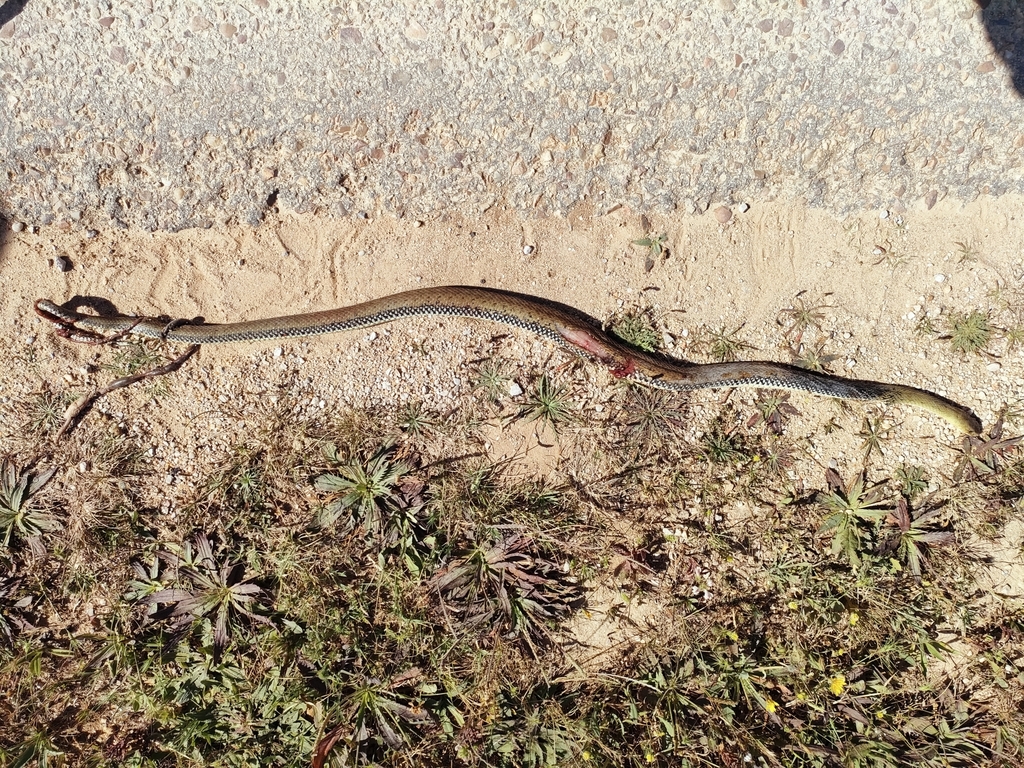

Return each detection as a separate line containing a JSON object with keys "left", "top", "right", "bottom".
{"left": 486, "top": 686, "right": 583, "bottom": 767}
{"left": 314, "top": 443, "right": 408, "bottom": 530}
{"left": 947, "top": 310, "right": 992, "bottom": 355}
{"left": 878, "top": 498, "right": 955, "bottom": 578}
{"left": 632, "top": 232, "right": 669, "bottom": 272}
{"left": 748, "top": 390, "right": 800, "bottom": 434}
{"left": 915, "top": 314, "right": 940, "bottom": 337}
{"left": 430, "top": 532, "right": 581, "bottom": 648}
{"left": 398, "top": 401, "right": 433, "bottom": 437}
{"left": 474, "top": 358, "right": 512, "bottom": 403}
{"left": 894, "top": 464, "right": 929, "bottom": 499}
{"left": 818, "top": 468, "right": 890, "bottom": 567}
{"left": 0, "top": 460, "right": 59, "bottom": 552}
{"left": 611, "top": 310, "right": 661, "bottom": 353}
{"left": 699, "top": 427, "right": 744, "bottom": 465}
{"left": 141, "top": 533, "right": 273, "bottom": 654}
{"left": 952, "top": 420, "right": 1022, "bottom": 482}
{"left": 0, "top": 573, "right": 32, "bottom": 643}
{"left": 954, "top": 240, "right": 979, "bottom": 263}
{"left": 521, "top": 375, "right": 574, "bottom": 431}
{"left": 858, "top": 416, "right": 893, "bottom": 460}
{"left": 698, "top": 323, "right": 752, "bottom": 362}
{"left": 777, "top": 294, "right": 829, "bottom": 342}
{"left": 22, "top": 389, "right": 75, "bottom": 435}
{"left": 789, "top": 340, "right": 840, "bottom": 373}
{"left": 103, "top": 342, "right": 166, "bottom": 378}
{"left": 621, "top": 386, "right": 686, "bottom": 452}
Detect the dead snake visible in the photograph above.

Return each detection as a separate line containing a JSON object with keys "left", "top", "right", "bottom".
{"left": 34, "top": 286, "right": 981, "bottom": 433}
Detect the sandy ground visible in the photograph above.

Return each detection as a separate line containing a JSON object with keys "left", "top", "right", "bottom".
{"left": 1, "top": 198, "right": 1023, "bottom": 614}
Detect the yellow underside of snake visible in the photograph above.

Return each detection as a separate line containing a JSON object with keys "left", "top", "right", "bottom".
{"left": 34, "top": 286, "right": 982, "bottom": 434}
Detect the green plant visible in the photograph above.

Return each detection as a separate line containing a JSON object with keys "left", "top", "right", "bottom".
{"left": 858, "top": 416, "right": 893, "bottom": 460}
{"left": 475, "top": 358, "right": 512, "bottom": 403}
{"left": 879, "top": 498, "right": 955, "bottom": 578}
{"left": 0, "top": 461, "right": 59, "bottom": 550}
{"left": 142, "top": 533, "right": 273, "bottom": 653}
{"left": 0, "top": 573, "right": 32, "bottom": 644}
{"left": 314, "top": 443, "right": 409, "bottom": 530}
{"left": 699, "top": 324, "right": 752, "bottom": 362}
{"left": 23, "top": 389, "right": 75, "bottom": 435}
{"left": 894, "top": 465, "right": 929, "bottom": 499}
{"left": 789, "top": 340, "right": 840, "bottom": 373}
{"left": 947, "top": 310, "right": 992, "bottom": 355}
{"left": 777, "top": 294, "right": 829, "bottom": 342}
{"left": 612, "top": 311, "right": 661, "bottom": 353}
{"left": 398, "top": 402, "right": 433, "bottom": 437}
{"left": 521, "top": 375, "right": 574, "bottom": 432}
{"left": 954, "top": 240, "right": 979, "bottom": 263}
{"left": 429, "top": 532, "right": 581, "bottom": 648}
{"left": 632, "top": 232, "right": 669, "bottom": 271}
{"left": 747, "top": 391, "right": 799, "bottom": 434}
{"left": 818, "top": 468, "right": 891, "bottom": 567}
{"left": 621, "top": 386, "right": 686, "bottom": 452}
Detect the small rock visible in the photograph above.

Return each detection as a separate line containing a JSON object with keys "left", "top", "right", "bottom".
{"left": 976, "top": 61, "right": 996, "bottom": 74}
{"left": 737, "top": 202, "right": 749, "bottom": 213}
{"left": 219, "top": 23, "right": 237, "bottom": 38}
{"left": 987, "top": 362, "right": 1001, "bottom": 372}
{"left": 831, "top": 39, "right": 845, "bottom": 55}
{"left": 523, "top": 244, "right": 535, "bottom": 255}
{"left": 53, "top": 255, "right": 72, "bottom": 272}
{"left": 98, "top": 16, "right": 114, "bottom": 29}
{"left": 273, "top": 347, "right": 283, "bottom": 358}
{"left": 508, "top": 381, "right": 524, "bottom": 397}
{"left": 879, "top": 210, "right": 889, "bottom": 220}
{"left": 934, "top": 274, "right": 945, "bottom": 283}
{"left": 11, "top": 221, "right": 24, "bottom": 232}
{"left": 405, "top": 19, "right": 427, "bottom": 41}
{"left": 86, "top": 228, "right": 98, "bottom": 238}
{"left": 714, "top": 205, "right": 732, "bottom": 224}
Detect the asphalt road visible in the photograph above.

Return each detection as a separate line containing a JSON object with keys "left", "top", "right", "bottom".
{"left": 1, "top": 0, "right": 1023, "bottom": 230}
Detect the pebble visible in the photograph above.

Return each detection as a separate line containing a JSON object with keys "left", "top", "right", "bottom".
{"left": 523, "top": 245, "right": 535, "bottom": 255}
{"left": 737, "top": 202, "right": 749, "bottom": 213}
{"left": 53, "top": 255, "right": 72, "bottom": 272}
{"left": 934, "top": 274, "right": 945, "bottom": 283}
{"left": 85, "top": 229, "right": 98, "bottom": 238}
{"left": 508, "top": 381, "right": 524, "bottom": 397}
{"left": 11, "top": 221, "right": 24, "bottom": 232}
{"left": 714, "top": 205, "right": 732, "bottom": 223}
{"left": 987, "top": 362, "right": 1001, "bottom": 372}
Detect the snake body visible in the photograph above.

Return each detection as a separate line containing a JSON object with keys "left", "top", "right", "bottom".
{"left": 34, "top": 286, "right": 982, "bottom": 433}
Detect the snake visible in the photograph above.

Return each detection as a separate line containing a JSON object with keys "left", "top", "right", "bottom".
{"left": 34, "top": 285, "right": 982, "bottom": 434}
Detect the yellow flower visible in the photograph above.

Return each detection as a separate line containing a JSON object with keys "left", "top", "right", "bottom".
{"left": 764, "top": 698, "right": 778, "bottom": 714}
{"left": 787, "top": 601, "right": 798, "bottom": 611}
{"left": 849, "top": 612, "right": 859, "bottom": 626}
{"left": 726, "top": 630, "right": 739, "bottom": 642}
{"left": 645, "top": 751, "right": 657, "bottom": 763}
{"left": 829, "top": 675, "right": 846, "bottom": 696}
{"left": 796, "top": 691, "right": 808, "bottom": 702}
{"left": 582, "top": 750, "right": 593, "bottom": 761}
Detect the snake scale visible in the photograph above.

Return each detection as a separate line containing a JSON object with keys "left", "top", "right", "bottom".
{"left": 34, "top": 286, "right": 982, "bottom": 434}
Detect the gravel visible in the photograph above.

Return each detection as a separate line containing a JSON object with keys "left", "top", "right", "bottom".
{"left": 1, "top": 1, "right": 1023, "bottom": 230}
